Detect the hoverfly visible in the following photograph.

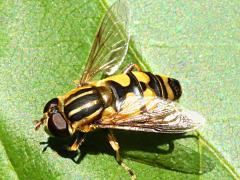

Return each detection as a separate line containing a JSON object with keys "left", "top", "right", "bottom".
{"left": 35, "top": 0, "right": 205, "bottom": 179}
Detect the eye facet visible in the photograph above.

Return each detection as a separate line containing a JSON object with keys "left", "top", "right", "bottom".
{"left": 47, "top": 112, "right": 69, "bottom": 137}
{"left": 43, "top": 98, "right": 59, "bottom": 113}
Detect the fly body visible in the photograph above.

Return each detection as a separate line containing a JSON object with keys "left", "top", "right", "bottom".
{"left": 35, "top": 0, "right": 205, "bottom": 179}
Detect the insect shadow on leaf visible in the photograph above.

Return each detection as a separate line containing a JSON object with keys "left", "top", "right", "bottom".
{"left": 116, "top": 131, "right": 215, "bottom": 175}
{"left": 40, "top": 129, "right": 214, "bottom": 175}
{"left": 40, "top": 132, "right": 85, "bottom": 163}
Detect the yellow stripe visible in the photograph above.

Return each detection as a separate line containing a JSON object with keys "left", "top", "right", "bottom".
{"left": 90, "top": 74, "right": 131, "bottom": 87}
{"left": 90, "top": 72, "right": 150, "bottom": 88}
{"left": 72, "top": 108, "right": 103, "bottom": 132}
{"left": 143, "top": 88, "right": 155, "bottom": 97}
{"left": 65, "top": 90, "right": 95, "bottom": 106}
{"left": 132, "top": 72, "right": 150, "bottom": 84}
{"left": 64, "top": 85, "right": 93, "bottom": 100}
{"left": 85, "top": 108, "right": 103, "bottom": 120}
{"left": 161, "top": 76, "right": 174, "bottom": 100}
{"left": 68, "top": 100, "right": 99, "bottom": 117}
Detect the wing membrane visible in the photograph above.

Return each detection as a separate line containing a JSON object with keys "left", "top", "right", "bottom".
{"left": 96, "top": 96, "right": 205, "bottom": 133}
{"left": 80, "top": 0, "right": 130, "bottom": 85}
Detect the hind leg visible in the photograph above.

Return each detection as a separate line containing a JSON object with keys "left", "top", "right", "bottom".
{"left": 106, "top": 130, "right": 136, "bottom": 180}
{"left": 123, "top": 64, "right": 142, "bottom": 74}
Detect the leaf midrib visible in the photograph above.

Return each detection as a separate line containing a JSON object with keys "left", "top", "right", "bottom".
{"left": 0, "top": 125, "right": 19, "bottom": 179}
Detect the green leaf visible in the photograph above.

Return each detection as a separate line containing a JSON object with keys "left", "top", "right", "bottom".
{"left": 0, "top": 0, "right": 239, "bottom": 179}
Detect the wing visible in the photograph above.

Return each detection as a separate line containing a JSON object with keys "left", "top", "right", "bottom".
{"left": 80, "top": 0, "right": 130, "bottom": 85}
{"left": 95, "top": 96, "right": 205, "bottom": 133}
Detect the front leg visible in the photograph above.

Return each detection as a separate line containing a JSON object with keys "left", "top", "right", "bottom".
{"left": 105, "top": 130, "right": 136, "bottom": 180}
{"left": 69, "top": 132, "right": 86, "bottom": 151}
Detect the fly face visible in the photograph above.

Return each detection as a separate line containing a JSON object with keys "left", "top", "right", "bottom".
{"left": 37, "top": 98, "right": 71, "bottom": 138}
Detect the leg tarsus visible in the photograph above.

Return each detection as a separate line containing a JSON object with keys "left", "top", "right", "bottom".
{"left": 123, "top": 64, "right": 142, "bottom": 74}
{"left": 106, "top": 130, "right": 121, "bottom": 162}
{"left": 72, "top": 149, "right": 86, "bottom": 164}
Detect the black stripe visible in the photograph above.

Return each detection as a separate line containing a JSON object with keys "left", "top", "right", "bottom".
{"left": 65, "top": 87, "right": 95, "bottom": 103}
{"left": 108, "top": 81, "right": 125, "bottom": 102}
{"left": 107, "top": 73, "right": 144, "bottom": 112}
{"left": 145, "top": 72, "right": 162, "bottom": 97}
{"left": 64, "top": 93, "right": 99, "bottom": 117}
{"left": 168, "top": 78, "right": 182, "bottom": 100}
{"left": 69, "top": 102, "right": 103, "bottom": 122}
{"left": 140, "top": 82, "right": 147, "bottom": 92}
{"left": 127, "top": 71, "right": 143, "bottom": 97}
{"left": 156, "top": 75, "right": 168, "bottom": 99}
{"left": 107, "top": 81, "right": 128, "bottom": 112}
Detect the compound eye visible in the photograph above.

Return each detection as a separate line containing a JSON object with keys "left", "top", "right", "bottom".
{"left": 47, "top": 113, "right": 70, "bottom": 137}
{"left": 43, "top": 98, "right": 59, "bottom": 113}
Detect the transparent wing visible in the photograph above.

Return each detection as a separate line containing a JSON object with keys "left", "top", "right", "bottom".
{"left": 96, "top": 96, "right": 205, "bottom": 133}
{"left": 80, "top": 0, "right": 130, "bottom": 85}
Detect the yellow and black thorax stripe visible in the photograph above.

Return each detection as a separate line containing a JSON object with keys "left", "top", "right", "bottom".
{"left": 63, "top": 87, "right": 105, "bottom": 124}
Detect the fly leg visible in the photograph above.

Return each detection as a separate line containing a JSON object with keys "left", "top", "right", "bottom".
{"left": 64, "top": 132, "right": 86, "bottom": 164}
{"left": 69, "top": 132, "right": 85, "bottom": 151}
{"left": 106, "top": 130, "right": 136, "bottom": 180}
{"left": 123, "top": 64, "right": 142, "bottom": 73}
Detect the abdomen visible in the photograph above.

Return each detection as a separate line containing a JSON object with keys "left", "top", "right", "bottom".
{"left": 93, "top": 71, "right": 182, "bottom": 111}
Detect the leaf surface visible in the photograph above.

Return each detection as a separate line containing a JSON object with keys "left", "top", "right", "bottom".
{"left": 0, "top": 0, "right": 239, "bottom": 179}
